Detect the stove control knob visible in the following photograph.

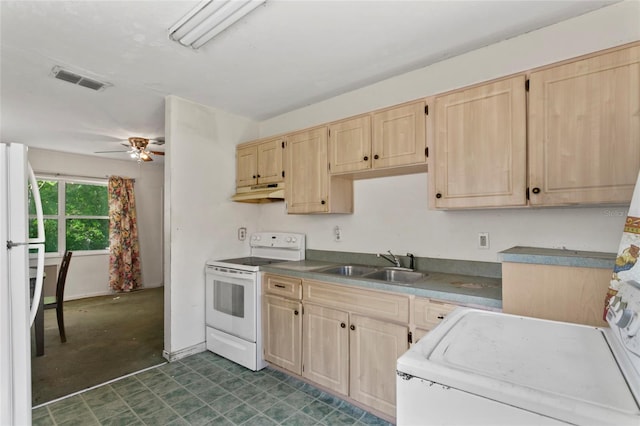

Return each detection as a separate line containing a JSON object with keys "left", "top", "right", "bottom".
{"left": 254, "top": 235, "right": 261, "bottom": 241}
{"left": 615, "top": 308, "right": 634, "bottom": 328}
{"left": 291, "top": 237, "right": 297, "bottom": 242}
{"left": 626, "top": 313, "right": 640, "bottom": 337}
{"left": 286, "top": 237, "right": 292, "bottom": 242}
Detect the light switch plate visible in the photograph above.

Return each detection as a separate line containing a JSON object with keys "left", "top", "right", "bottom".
{"left": 478, "top": 232, "right": 489, "bottom": 249}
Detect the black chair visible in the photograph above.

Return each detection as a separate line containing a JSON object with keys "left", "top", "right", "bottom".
{"left": 45, "top": 251, "right": 73, "bottom": 343}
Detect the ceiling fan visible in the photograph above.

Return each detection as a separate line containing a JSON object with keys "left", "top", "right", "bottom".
{"left": 95, "top": 137, "right": 165, "bottom": 162}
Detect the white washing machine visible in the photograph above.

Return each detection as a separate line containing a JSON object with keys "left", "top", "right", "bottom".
{"left": 396, "top": 279, "right": 640, "bottom": 425}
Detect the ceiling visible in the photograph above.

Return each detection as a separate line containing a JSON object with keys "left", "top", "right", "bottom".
{"left": 0, "top": 0, "right": 618, "bottom": 164}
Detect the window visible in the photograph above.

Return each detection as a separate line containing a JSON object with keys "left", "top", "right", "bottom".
{"left": 29, "top": 177, "right": 110, "bottom": 254}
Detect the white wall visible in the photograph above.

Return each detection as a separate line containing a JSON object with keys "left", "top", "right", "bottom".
{"left": 164, "top": 96, "right": 259, "bottom": 356}
{"left": 28, "top": 148, "right": 164, "bottom": 300}
{"left": 257, "top": 1, "right": 640, "bottom": 262}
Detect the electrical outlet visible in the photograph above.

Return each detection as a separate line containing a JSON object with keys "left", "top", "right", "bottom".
{"left": 478, "top": 232, "right": 489, "bottom": 249}
{"left": 334, "top": 226, "right": 342, "bottom": 242}
{"left": 238, "top": 227, "right": 247, "bottom": 241}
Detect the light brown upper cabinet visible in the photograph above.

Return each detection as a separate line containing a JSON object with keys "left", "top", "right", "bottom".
{"left": 328, "top": 101, "right": 427, "bottom": 176}
{"left": 328, "top": 115, "right": 372, "bottom": 174}
{"left": 528, "top": 44, "right": 640, "bottom": 205}
{"left": 236, "top": 137, "right": 284, "bottom": 187}
{"left": 430, "top": 75, "right": 527, "bottom": 209}
{"left": 284, "top": 126, "right": 353, "bottom": 214}
{"left": 372, "top": 101, "right": 427, "bottom": 170}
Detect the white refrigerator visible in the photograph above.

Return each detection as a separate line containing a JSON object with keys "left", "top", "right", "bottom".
{"left": 0, "top": 142, "right": 45, "bottom": 425}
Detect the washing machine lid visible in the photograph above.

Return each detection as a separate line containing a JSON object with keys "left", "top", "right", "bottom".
{"left": 398, "top": 309, "right": 639, "bottom": 425}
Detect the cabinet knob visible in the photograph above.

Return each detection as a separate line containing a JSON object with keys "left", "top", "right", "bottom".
{"left": 257, "top": 174, "right": 261, "bottom": 178}
{"left": 294, "top": 310, "right": 299, "bottom": 316}
{"left": 252, "top": 175, "right": 256, "bottom": 179}
{"left": 363, "top": 156, "right": 368, "bottom": 161}
{"left": 437, "top": 315, "right": 445, "bottom": 320}
{"left": 349, "top": 324, "right": 355, "bottom": 331}
{"left": 373, "top": 154, "right": 379, "bottom": 160}
{"left": 436, "top": 193, "right": 442, "bottom": 199}
{"left": 340, "top": 322, "right": 346, "bottom": 328}
{"left": 321, "top": 200, "right": 326, "bottom": 205}
{"left": 532, "top": 187, "right": 541, "bottom": 194}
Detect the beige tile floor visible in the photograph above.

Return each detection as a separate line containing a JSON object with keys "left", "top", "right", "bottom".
{"left": 32, "top": 351, "right": 392, "bottom": 426}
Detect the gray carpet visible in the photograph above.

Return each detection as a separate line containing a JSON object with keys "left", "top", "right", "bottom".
{"left": 31, "top": 287, "right": 165, "bottom": 406}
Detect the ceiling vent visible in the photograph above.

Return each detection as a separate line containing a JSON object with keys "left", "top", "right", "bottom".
{"left": 50, "top": 66, "right": 110, "bottom": 91}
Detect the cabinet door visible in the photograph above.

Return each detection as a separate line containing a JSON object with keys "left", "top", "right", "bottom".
{"left": 328, "top": 115, "right": 372, "bottom": 174}
{"left": 302, "top": 304, "right": 349, "bottom": 395}
{"left": 263, "top": 295, "right": 302, "bottom": 374}
{"left": 285, "top": 127, "right": 329, "bottom": 213}
{"left": 349, "top": 314, "right": 409, "bottom": 417}
{"left": 372, "top": 101, "right": 426, "bottom": 169}
{"left": 432, "top": 76, "right": 527, "bottom": 208}
{"left": 236, "top": 145, "right": 258, "bottom": 187}
{"left": 257, "top": 138, "right": 283, "bottom": 184}
{"left": 529, "top": 45, "right": 640, "bottom": 205}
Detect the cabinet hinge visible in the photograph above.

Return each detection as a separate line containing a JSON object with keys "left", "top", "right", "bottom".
{"left": 302, "top": 364, "right": 305, "bottom": 372}
{"left": 425, "top": 147, "right": 429, "bottom": 158}
{"left": 408, "top": 331, "right": 413, "bottom": 344}
{"left": 526, "top": 187, "right": 530, "bottom": 200}
{"left": 424, "top": 105, "right": 429, "bottom": 115}
{"left": 328, "top": 129, "right": 330, "bottom": 137}
{"left": 282, "top": 170, "right": 285, "bottom": 178}
{"left": 281, "top": 141, "right": 285, "bottom": 149}
{"left": 328, "top": 162, "right": 331, "bottom": 171}
{"left": 525, "top": 79, "right": 530, "bottom": 92}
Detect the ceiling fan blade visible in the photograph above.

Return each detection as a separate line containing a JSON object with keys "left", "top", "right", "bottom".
{"left": 142, "top": 155, "right": 153, "bottom": 162}
{"left": 149, "top": 150, "right": 165, "bottom": 156}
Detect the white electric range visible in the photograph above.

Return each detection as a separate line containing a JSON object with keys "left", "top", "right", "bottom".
{"left": 205, "top": 232, "right": 305, "bottom": 370}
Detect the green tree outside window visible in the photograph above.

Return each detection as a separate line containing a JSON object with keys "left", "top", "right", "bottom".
{"left": 29, "top": 179, "right": 109, "bottom": 253}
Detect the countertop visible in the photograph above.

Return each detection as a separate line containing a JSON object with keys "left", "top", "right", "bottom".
{"left": 261, "top": 260, "right": 502, "bottom": 310}
{"left": 499, "top": 246, "right": 616, "bottom": 269}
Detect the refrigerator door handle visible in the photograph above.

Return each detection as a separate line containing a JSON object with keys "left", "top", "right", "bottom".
{"left": 28, "top": 243, "right": 45, "bottom": 326}
{"left": 27, "top": 163, "right": 44, "bottom": 244}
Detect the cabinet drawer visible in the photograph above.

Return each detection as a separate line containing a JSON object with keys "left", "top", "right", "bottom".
{"left": 303, "top": 280, "right": 409, "bottom": 323}
{"left": 264, "top": 274, "right": 302, "bottom": 299}
{"left": 413, "top": 298, "right": 458, "bottom": 330}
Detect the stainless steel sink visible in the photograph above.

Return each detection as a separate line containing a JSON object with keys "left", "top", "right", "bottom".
{"left": 362, "top": 269, "right": 426, "bottom": 283}
{"left": 316, "top": 265, "right": 378, "bottom": 276}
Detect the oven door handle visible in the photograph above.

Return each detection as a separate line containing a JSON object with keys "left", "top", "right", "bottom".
{"left": 206, "top": 267, "right": 254, "bottom": 280}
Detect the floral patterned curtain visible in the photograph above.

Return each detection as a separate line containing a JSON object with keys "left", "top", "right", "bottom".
{"left": 108, "top": 176, "right": 141, "bottom": 292}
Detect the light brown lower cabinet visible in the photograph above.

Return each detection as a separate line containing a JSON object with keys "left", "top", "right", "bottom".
{"left": 263, "top": 274, "right": 472, "bottom": 420}
{"left": 263, "top": 294, "right": 302, "bottom": 375}
{"left": 302, "top": 303, "right": 349, "bottom": 395}
{"left": 301, "top": 303, "right": 409, "bottom": 417}
{"left": 502, "top": 262, "right": 611, "bottom": 327}
{"left": 348, "top": 314, "right": 409, "bottom": 416}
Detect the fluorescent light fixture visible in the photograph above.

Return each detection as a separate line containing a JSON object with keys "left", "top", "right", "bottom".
{"left": 169, "top": 0, "right": 266, "bottom": 49}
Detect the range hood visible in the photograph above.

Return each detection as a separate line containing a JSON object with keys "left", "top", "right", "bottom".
{"left": 231, "top": 182, "right": 285, "bottom": 203}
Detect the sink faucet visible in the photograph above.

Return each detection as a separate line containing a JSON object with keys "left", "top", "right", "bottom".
{"left": 377, "top": 250, "right": 401, "bottom": 268}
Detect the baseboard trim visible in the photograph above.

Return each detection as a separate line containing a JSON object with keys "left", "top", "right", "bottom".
{"left": 163, "top": 342, "right": 206, "bottom": 362}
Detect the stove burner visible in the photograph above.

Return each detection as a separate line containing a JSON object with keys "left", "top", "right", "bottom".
{"left": 217, "top": 257, "right": 288, "bottom": 267}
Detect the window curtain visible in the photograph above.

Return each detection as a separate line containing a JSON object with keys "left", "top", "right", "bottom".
{"left": 108, "top": 176, "right": 141, "bottom": 292}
